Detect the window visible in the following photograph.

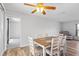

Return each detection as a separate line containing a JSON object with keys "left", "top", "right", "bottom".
{"left": 76, "top": 24, "right": 79, "bottom": 36}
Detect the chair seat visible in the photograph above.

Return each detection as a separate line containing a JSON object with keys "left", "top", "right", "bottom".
{"left": 46, "top": 47, "right": 59, "bottom": 56}
{"left": 46, "top": 47, "right": 51, "bottom": 55}
{"left": 60, "top": 46, "right": 64, "bottom": 50}
{"left": 34, "top": 46, "right": 43, "bottom": 56}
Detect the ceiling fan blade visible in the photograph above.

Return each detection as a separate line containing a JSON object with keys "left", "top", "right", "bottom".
{"left": 24, "top": 3, "right": 36, "bottom": 7}
{"left": 32, "top": 9, "right": 37, "bottom": 13}
{"left": 44, "top": 6, "right": 56, "bottom": 10}
{"left": 42, "top": 10, "right": 46, "bottom": 15}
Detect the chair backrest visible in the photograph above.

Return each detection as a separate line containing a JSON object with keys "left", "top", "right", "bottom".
{"left": 61, "top": 36, "right": 66, "bottom": 47}
{"left": 51, "top": 37, "right": 60, "bottom": 56}
{"left": 28, "top": 36, "right": 35, "bottom": 56}
{"left": 58, "top": 35, "right": 67, "bottom": 55}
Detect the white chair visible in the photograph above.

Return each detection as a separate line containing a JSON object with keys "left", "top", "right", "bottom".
{"left": 46, "top": 37, "right": 60, "bottom": 56}
{"left": 28, "top": 36, "right": 43, "bottom": 56}
{"left": 59, "top": 35, "right": 67, "bottom": 56}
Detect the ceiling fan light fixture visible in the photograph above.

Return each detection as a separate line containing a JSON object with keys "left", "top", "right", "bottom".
{"left": 32, "top": 9, "right": 37, "bottom": 13}
{"left": 36, "top": 8, "right": 40, "bottom": 12}
{"left": 42, "top": 10, "right": 46, "bottom": 15}
{"left": 36, "top": 7, "right": 45, "bottom": 13}
{"left": 40, "top": 7, "right": 44, "bottom": 12}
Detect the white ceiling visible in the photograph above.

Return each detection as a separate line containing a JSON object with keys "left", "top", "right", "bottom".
{"left": 3, "top": 3, "right": 79, "bottom": 22}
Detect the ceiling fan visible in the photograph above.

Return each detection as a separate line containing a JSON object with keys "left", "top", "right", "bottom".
{"left": 24, "top": 3, "right": 56, "bottom": 15}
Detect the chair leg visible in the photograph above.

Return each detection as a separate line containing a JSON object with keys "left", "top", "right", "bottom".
{"left": 43, "top": 47, "right": 46, "bottom": 56}
{"left": 63, "top": 50, "right": 66, "bottom": 56}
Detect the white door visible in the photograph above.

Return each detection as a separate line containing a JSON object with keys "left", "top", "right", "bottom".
{"left": 7, "top": 17, "right": 21, "bottom": 48}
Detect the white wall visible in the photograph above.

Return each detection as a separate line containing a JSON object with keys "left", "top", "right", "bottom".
{"left": 21, "top": 16, "right": 60, "bottom": 46}
{"left": 61, "top": 20, "right": 79, "bottom": 36}
{"left": 6, "top": 11, "right": 60, "bottom": 46}
{"left": 0, "top": 7, "right": 4, "bottom": 55}
{"left": 0, "top": 4, "right": 6, "bottom": 55}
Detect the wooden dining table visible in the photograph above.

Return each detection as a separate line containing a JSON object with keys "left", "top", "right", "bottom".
{"left": 33, "top": 37, "right": 54, "bottom": 56}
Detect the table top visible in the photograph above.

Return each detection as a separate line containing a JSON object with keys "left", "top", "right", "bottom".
{"left": 34, "top": 36, "right": 58, "bottom": 47}
{"left": 34, "top": 38, "right": 51, "bottom": 47}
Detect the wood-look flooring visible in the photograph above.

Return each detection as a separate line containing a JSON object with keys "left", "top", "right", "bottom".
{"left": 3, "top": 40, "right": 79, "bottom": 56}
{"left": 3, "top": 46, "right": 30, "bottom": 56}
{"left": 66, "top": 40, "right": 79, "bottom": 56}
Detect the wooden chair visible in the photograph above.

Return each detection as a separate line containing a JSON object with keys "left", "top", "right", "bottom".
{"left": 59, "top": 35, "right": 67, "bottom": 56}
{"left": 46, "top": 37, "right": 60, "bottom": 56}
{"left": 28, "top": 36, "right": 43, "bottom": 56}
